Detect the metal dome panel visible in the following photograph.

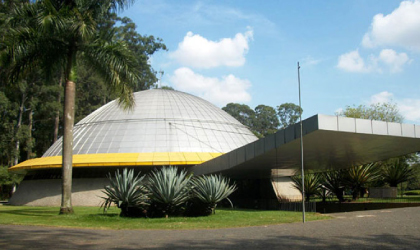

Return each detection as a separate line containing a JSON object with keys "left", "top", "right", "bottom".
{"left": 43, "top": 89, "right": 258, "bottom": 157}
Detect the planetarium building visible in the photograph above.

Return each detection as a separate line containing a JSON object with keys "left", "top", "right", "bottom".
{"left": 9, "top": 89, "right": 258, "bottom": 206}
{"left": 9, "top": 89, "right": 420, "bottom": 207}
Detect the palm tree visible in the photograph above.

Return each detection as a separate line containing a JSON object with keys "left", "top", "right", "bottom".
{"left": 2, "top": 0, "right": 140, "bottom": 214}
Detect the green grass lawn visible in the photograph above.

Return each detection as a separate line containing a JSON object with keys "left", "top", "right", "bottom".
{"left": 0, "top": 206, "right": 329, "bottom": 230}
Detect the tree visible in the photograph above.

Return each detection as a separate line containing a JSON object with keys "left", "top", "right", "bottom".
{"left": 254, "top": 105, "right": 279, "bottom": 137}
{"left": 2, "top": 0, "right": 146, "bottom": 214}
{"left": 222, "top": 103, "right": 256, "bottom": 133}
{"left": 277, "top": 103, "right": 303, "bottom": 129}
{"left": 337, "top": 102, "right": 403, "bottom": 123}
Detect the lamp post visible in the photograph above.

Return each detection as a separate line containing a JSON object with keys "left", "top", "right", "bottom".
{"left": 298, "top": 62, "right": 305, "bottom": 223}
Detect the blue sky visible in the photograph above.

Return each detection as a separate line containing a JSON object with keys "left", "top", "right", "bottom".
{"left": 123, "top": 0, "right": 420, "bottom": 124}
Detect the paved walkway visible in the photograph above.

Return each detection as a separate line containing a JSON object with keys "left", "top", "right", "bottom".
{"left": 1, "top": 207, "right": 419, "bottom": 249}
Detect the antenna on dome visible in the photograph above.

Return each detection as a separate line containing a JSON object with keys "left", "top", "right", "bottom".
{"left": 156, "top": 70, "right": 163, "bottom": 89}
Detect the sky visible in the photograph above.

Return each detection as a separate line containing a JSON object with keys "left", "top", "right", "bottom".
{"left": 122, "top": 0, "right": 420, "bottom": 124}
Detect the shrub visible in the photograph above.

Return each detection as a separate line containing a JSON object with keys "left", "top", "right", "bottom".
{"left": 0, "top": 166, "right": 24, "bottom": 200}
{"left": 101, "top": 169, "right": 148, "bottom": 217}
{"left": 404, "top": 190, "right": 420, "bottom": 196}
{"left": 187, "top": 175, "right": 237, "bottom": 216}
{"left": 145, "top": 166, "right": 191, "bottom": 218}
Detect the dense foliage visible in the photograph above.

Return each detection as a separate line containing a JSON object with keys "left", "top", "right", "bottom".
{"left": 0, "top": 165, "right": 23, "bottom": 200}
{"left": 0, "top": 0, "right": 166, "bottom": 168}
{"left": 222, "top": 102, "right": 302, "bottom": 138}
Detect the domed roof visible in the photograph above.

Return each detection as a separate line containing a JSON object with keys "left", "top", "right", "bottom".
{"left": 44, "top": 89, "right": 257, "bottom": 156}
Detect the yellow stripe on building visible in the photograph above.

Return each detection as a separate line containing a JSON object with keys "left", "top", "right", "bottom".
{"left": 9, "top": 152, "right": 223, "bottom": 172}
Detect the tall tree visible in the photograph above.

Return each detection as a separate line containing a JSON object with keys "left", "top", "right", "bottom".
{"left": 222, "top": 103, "right": 256, "bottom": 133}
{"left": 254, "top": 105, "right": 279, "bottom": 137}
{"left": 3, "top": 0, "right": 144, "bottom": 214}
{"left": 277, "top": 103, "right": 303, "bottom": 129}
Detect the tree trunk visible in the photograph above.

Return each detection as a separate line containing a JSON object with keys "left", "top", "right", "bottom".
{"left": 13, "top": 92, "right": 26, "bottom": 166}
{"left": 53, "top": 77, "right": 62, "bottom": 143}
{"left": 60, "top": 45, "right": 76, "bottom": 215}
{"left": 60, "top": 79, "right": 75, "bottom": 215}
{"left": 27, "top": 97, "right": 33, "bottom": 159}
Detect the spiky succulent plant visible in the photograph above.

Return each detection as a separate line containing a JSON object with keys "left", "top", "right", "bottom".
{"left": 101, "top": 168, "right": 148, "bottom": 217}
{"left": 189, "top": 174, "right": 237, "bottom": 216}
{"left": 145, "top": 166, "right": 191, "bottom": 218}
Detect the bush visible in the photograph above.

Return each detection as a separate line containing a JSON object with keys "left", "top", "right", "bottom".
{"left": 0, "top": 166, "right": 24, "bottom": 200}
{"left": 404, "top": 190, "right": 420, "bottom": 196}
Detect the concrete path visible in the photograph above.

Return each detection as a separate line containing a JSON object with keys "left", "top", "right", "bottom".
{"left": 1, "top": 207, "right": 419, "bottom": 249}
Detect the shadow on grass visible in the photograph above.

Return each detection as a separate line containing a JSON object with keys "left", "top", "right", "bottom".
{"left": 0, "top": 208, "right": 58, "bottom": 217}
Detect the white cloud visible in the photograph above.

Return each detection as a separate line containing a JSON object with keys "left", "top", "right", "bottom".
{"left": 379, "top": 49, "right": 411, "bottom": 73}
{"left": 369, "top": 91, "right": 394, "bottom": 104}
{"left": 399, "top": 99, "right": 420, "bottom": 122}
{"left": 362, "top": 0, "right": 420, "bottom": 51}
{"left": 337, "top": 49, "right": 410, "bottom": 73}
{"left": 170, "top": 28, "right": 253, "bottom": 69}
{"left": 170, "top": 67, "right": 251, "bottom": 106}
{"left": 337, "top": 50, "right": 370, "bottom": 72}
{"left": 369, "top": 91, "right": 420, "bottom": 123}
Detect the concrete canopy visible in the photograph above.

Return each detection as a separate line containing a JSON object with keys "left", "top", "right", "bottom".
{"left": 191, "top": 114, "right": 420, "bottom": 178}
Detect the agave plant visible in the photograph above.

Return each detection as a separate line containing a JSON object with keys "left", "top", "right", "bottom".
{"left": 291, "top": 171, "right": 323, "bottom": 202}
{"left": 189, "top": 175, "right": 237, "bottom": 216}
{"left": 101, "top": 168, "right": 148, "bottom": 217}
{"left": 145, "top": 166, "right": 191, "bottom": 218}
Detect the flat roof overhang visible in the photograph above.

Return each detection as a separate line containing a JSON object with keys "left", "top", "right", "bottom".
{"left": 191, "top": 114, "right": 420, "bottom": 178}
{"left": 9, "top": 152, "right": 222, "bottom": 174}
